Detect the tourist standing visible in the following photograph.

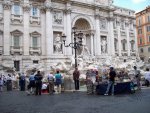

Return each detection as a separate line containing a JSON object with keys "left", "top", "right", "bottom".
{"left": 144, "top": 68, "right": 150, "bottom": 87}
{"left": 86, "top": 69, "right": 94, "bottom": 94}
{"left": 6, "top": 74, "right": 12, "bottom": 91}
{"left": 54, "top": 70, "right": 62, "bottom": 94}
{"left": 27, "top": 72, "right": 35, "bottom": 95}
{"left": 73, "top": 67, "right": 80, "bottom": 90}
{"left": 19, "top": 72, "right": 26, "bottom": 91}
{"left": 34, "top": 71, "right": 43, "bottom": 95}
{"left": 47, "top": 71, "right": 54, "bottom": 94}
{"left": 133, "top": 66, "right": 141, "bottom": 90}
{"left": 104, "top": 67, "right": 116, "bottom": 96}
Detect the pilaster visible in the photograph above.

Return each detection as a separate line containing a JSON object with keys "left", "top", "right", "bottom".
{"left": 95, "top": 9, "right": 101, "bottom": 56}
{"left": 64, "top": 2, "right": 72, "bottom": 56}
{"left": 125, "top": 20, "right": 130, "bottom": 56}
{"left": 107, "top": 17, "right": 115, "bottom": 56}
{"left": 23, "top": 2, "right": 30, "bottom": 55}
{"left": 40, "top": 8, "right": 46, "bottom": 56}
{"left": 90, "top": 32, "right": 94, "bottom": 56}
{"left": 45, "top": 1, "right": 53, "bottom": 56}
{"left": 3, "top": 1, "right": 11, "bottom": 55}
{"left": 117, "top": 22, "right": 122, "bottom": 56}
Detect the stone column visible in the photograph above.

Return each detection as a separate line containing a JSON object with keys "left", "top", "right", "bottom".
{"left": 41, "top": 9, "right": 46, "bottom": 56}
{"left": 134, "top": 24, "right": 138, "bottom": 57}
{"left": 65, "top": 3, "right": 72, "bottom": 56}
{"left": 117, "top": 22, "right": 122, "bottom": 56}
{"left": 23, "top": 1, "right": 30, "bottom": 55}
{"left": 108, "top": 18, "right": 115, "bottom": 55}
{"left": 95, "top": 9, "right": 101, "bottom": 56}
{"left": 3, "top": 2, "right": 11, "bottom": 55}
{"left": 90, "top": 33, "right": 94, "bottom": 56}
{"left": 126, "top": 22, "right": 130, "bottom": 56}
{"left": 45, "top": 0, "right": 53, "bottom": 56}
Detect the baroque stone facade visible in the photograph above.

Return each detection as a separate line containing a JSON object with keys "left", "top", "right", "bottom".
{"left": 0, "top": 0, "right": 138, "bottom": 72}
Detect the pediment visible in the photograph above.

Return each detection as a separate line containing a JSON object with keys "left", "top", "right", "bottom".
{"left": 130, "top": 40, "right": 135, "bottom": 43}
{"left": 30, "top": 31, "right": 41, "bottom": 36}
{"left": 10, "top": 30, "right": 23, "bottom": 35}
{"left": 121, "top": 39, "right": 127, "bottom": 43}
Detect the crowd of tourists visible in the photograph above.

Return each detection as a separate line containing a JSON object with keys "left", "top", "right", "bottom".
{"left": 0, "top": 66, "right": 150, "bottom": 96}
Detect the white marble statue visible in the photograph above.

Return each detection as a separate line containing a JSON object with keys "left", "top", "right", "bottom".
{"left": 80, "top": 35, "right": 90, "bottom": 55}
{"left": 54, "top": 34, "right": 62, "bottom": 53}
{"left": 101, "top": 37, "right": 107, "bottom": 53}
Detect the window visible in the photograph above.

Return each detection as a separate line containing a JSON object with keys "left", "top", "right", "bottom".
{"left": 121, "top": 22, "right": 125, "bottom": 30}
{"left": 138, "top": 18, "right": 141, "bottom": 26}
{"left": 13, "top": 4, "right": 20, "bottom": 15}
{"left": 148, "top": 36, "right": 150, "bottom": 42}
{"left": 123, "top": 43, "right": 126, "bottom": 51}
{"left": 140, "top": 48, "right": 144, "bottom": 53}
{"left": 31, "top": 7, "right": 38, "bottom": 16}
{"left": 113, "top": 20, "right": 116, "bottom": 29}
{"left": 147, "top": 15, "right": 150, "bottom": 22}
{"left": 129, "top": 23, "right": 133, "bottom": 30}
{"left": 131, "top": 42, "right": 134, "bottom": 51}
{"left": 139, "top": 38, "right": 142, "bottom": 44}
{"left": 148, "top": 47, "right": 150, "bottom": 52}
{"left": 147, "top": 26, "right": 150, "bottom": 32}
{"left": 32, "top": 37, "right": 38, "bottom": 47}
{"left": 14, "top": 36, "right": 20, "bottom": 47}
{"left": 33, "top": 60, "right": 38, "bottom": 64}
{"left": 14, "top": 61, "right": 20, "bottom": 71}
{"left": 138, "top": 29, "right": 142, "bottom": 34}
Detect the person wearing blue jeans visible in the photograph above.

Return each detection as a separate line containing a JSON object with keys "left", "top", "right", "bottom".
{"left": 104, "top": 67, "right": 116, "bottom": 96}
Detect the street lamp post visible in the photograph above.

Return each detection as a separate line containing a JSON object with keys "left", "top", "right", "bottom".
{"left": 62, "top": 27, "right": 83, "bottom": 68}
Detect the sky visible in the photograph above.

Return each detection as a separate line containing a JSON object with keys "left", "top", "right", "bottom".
{"left": 113, "top": 0, "right": 150, "bottom": 12}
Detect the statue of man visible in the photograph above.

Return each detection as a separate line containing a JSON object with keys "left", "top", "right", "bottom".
{"left": 80, "top": 35, "right": 90, "bottom": 55}
{"left": 54, "top": 34, "right": 62, "bottom": 53}
{"left": 101, "top": 38, "right": 107, "bottom": 53}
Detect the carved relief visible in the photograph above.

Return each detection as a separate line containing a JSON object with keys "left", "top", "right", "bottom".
{"left": 53, "top": 11, "right": 63, "bottom": 25}
{"left": 100, "top": 18, "right": 107, "bottom": 30}
{"left": 3, "top": 1, "right": 12, "bottom": 10}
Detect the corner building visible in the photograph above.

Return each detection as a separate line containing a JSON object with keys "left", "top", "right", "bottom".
{"left": 0, "top": 0, "right": 138, "bottom": 72}
{"left": 136, "top": 6, "right": 150, "bottom": 63}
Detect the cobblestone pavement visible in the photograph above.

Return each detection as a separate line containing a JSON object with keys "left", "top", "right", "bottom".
{"left": 0, "top": 88, "right": 150, "bottom": 113}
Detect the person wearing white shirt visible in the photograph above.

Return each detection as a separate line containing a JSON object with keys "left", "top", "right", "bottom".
{"left": 144, "top": 68, "right": 150, "bottom": 87}
{"left": 47, "top": 72, "right": 54, "bottom": 94}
